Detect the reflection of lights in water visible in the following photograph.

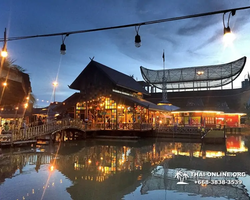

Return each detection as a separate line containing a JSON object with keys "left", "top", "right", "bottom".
{"left": 227, "top": 141, "right": 248, "bottom": 153}
{"left": 52, "top": 182, "right": 54, "bottom": 186}
{"left": 88, "top": 159, "right": 91, "bottom": 164}
{"left": 205, "top": 151, "right": 225, "bottom": 158}
{"left": 60, "top": 179, "right": 62, "bottom": 183}
{"left": 50, "top": 165, "right": 54, "bottom": 171}
{"left": 32, "top": 189, "right": 34, "bottom": 194}
{"left": 178, "top": 152, "right": 190, "bottom": 156}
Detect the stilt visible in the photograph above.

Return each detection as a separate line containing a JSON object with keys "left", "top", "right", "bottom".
{"left": 82, "top": 131, "right": 87, "bottom": 139}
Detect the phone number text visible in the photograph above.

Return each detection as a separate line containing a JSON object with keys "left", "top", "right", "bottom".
{"left": 194, "top": 179, "right": 243, "bottom": 185}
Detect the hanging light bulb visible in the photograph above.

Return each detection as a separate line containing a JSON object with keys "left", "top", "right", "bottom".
{"left": 135, "top": 25, "right": 141, "bottom": 48}
{"left": 60, "top": 43, "right": 66, "bottom": 55}
{"left": 135, "top": 33, "right": 141, "bottom": 48}
{"left": 60, "top": 34, "right": 69, "bottom": 55}
{"left": 223, "top": 26, "right": 235, "bottom": 45}
{"left": 222, "top": 10, "right": 236, "bottom": 45}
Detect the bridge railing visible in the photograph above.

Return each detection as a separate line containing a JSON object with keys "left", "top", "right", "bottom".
{"left": 11, "top": 119, "right": 85, "bottom": 141}
{"left": 2, "top": 119, "right": 153, "bottom": 143}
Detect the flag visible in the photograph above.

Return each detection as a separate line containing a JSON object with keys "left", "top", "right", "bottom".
{"left": 162, "top": 51, "right": 165, "bottom": 62}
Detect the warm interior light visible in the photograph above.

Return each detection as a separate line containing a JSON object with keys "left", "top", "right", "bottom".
{"left": 157, "top": 102, "right": 172, "bottom": 106}
{"left": 135, "top": 33, "right": 141, "bottom": 48}
{"left": 2, "top": 82, "right": 7, "bottom": 86}
{"left": 197, "top": 71, "right": 204, "bottom": 75}
{"left": 60, "top": 43, "right": 66, "bottom": 55}
{"left": 24, "top": 103, "right": 28, "bottom": 108}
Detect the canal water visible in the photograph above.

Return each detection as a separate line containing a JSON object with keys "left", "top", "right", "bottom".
{"left": 0, "top": 135, "right": 250, "bottom": 200}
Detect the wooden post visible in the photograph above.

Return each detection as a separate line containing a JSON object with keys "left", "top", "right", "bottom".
{"left": 11, "top": 131, "right": 13, "bottom": 147}
{"left": 116, "top": 103, "right": 118, "bottom": 130}
{"left": 50, "top": 134, "right": 53, "bottom": 144}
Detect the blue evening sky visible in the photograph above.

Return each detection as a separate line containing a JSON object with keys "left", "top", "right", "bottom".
{"left": 0, "top": 0, "right": 250, "bottom": 107}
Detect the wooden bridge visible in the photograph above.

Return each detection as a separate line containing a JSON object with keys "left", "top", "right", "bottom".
{"left": 0, "top": 119, "right": 154, "bottom": 145}
{"left": 0, "top": 119, "right": 86, "bottom": 144}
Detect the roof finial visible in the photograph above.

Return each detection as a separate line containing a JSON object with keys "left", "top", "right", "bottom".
{"left": 89, "top": 56, "right": 95, "bottom": 61}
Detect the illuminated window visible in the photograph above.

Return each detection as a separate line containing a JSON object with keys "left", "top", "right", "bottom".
{"left": 105, "top": 98, "right": 116, "bottom": 109}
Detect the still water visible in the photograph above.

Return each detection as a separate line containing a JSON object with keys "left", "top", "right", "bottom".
{"left": 0, "top": 135, "right": 250, "bottom": 200}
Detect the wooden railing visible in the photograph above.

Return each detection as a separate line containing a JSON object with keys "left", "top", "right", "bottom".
{"left": 156, "top": 125, "right": 203, "bottom": 134}
{"left": 0, "top": 119, "right": 85, "bottom": 142}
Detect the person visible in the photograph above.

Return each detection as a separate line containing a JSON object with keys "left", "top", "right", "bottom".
{"left": 107, "top": 117, "right": 111, "bottom": 129}
{"left": 38, "top": 116, "right": 43, "bottom": 125}
{"left": 3, "top": 122, "right": 9, "bottom": 132}
{"left": 0, "top": 125, "right": 2, "bottom": 134}
{"left": 9, "top": 122, "right": 14, "bottom": 131}
{"left": 21, "top": 120, "right": 27, "bottom": 138}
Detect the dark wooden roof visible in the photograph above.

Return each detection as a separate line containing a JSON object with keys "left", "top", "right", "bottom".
{"left": 69, "top": 60, "right": 148, "bottom": 95}
{"left": 111, "top": 92, "right": 170, "bottom": 112}
{"left": 53, "top": 93, "right": 84, "bottom": 112}
{"left": 144, "top": 87, "right": 250, "bottom": 113}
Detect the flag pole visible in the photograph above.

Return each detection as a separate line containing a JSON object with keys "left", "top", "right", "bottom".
{"left": 162, "top": 50, "right": 167, "bottom": 103}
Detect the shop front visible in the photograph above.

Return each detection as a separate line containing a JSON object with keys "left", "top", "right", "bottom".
{"left": 73, "top": 93, "right": 171, "bottom": 130}
{"left": 171, "top": 110, "right": 245, "bottom": 128}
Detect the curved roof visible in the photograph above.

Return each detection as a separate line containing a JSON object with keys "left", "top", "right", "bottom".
{"left": 140, "top": 56, "right": 246, "bottom": 90}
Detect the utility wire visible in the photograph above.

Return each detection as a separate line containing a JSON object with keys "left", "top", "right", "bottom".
{"left": 0, "top": 5, "right": 250, "bottom": 42}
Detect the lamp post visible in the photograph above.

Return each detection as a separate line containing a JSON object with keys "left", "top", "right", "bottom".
{"left": 52, "top": 81, "right": 58, "bottom": 102}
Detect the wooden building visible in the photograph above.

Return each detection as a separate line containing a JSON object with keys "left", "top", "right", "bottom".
{"left": 56, "top": 60, "right": 172, "bottom": 129}
{"left": 0, "top": 59, "right": 32, "bottom": 125}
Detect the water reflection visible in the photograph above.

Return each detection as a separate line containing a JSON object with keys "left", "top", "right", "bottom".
{"left": 0, "top": 135, "right": 249, "bottom": 200}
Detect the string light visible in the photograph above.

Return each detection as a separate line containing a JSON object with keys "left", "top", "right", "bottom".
{"left": 0, "top": 6, "right": 249, "bottom": 52}
{"left": 223, "top": 10, "right": 236, "bottom": 45}
{"left": 135, "top": 26, "right": 141, "bottom": 48}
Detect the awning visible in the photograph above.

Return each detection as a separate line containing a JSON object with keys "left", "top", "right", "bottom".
{"left": 111, "top": 92, "right": 175, "bottom": 112}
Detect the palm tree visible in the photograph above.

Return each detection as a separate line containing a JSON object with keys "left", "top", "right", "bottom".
{"left": 175, "top": 170, "right": 189, "bottom": 184}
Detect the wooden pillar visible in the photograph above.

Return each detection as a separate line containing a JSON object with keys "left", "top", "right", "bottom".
{"left": 147, "top": 107, "right": 150, "bottom": 123}
{"left": 116, "top": 103, "right": 118, "bottom": 130}
{"left": 132, "top": 108, "right": 135, "bottom": 130}
{"left": 73, "top": 132, "right": 75, "bottom": 140}
{"left": 50, "top": 134, "right": 53, "bottom": 144}
{"left": 61, "top": 131, "right": 64, "bottom": 142}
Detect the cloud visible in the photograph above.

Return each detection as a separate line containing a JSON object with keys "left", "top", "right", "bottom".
{"left": 191, "top": 29, "right": 221, "bottom": 51}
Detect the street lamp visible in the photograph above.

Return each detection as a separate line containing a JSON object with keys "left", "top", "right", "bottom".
{"left": 53, "top": 81, "right": 58, "bottom": 102}
{"left": 1, "top": 28, "right": 8, "bottom": 58}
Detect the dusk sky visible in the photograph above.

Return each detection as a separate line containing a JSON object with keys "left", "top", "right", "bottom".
{"left": 1, "top": 0, "right": 250, "bottom": 107}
